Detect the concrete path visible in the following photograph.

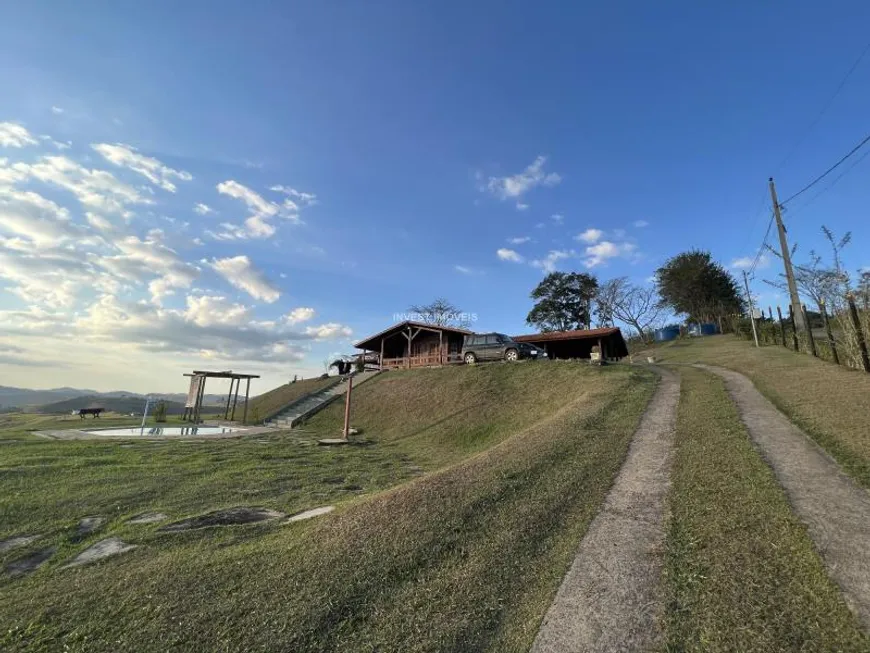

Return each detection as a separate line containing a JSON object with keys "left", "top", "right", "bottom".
{"left": 531, "top": 368, "right": 680, "bottom": 653}
{"left": 700, "top": 364, "right": 870, "bottom": 630}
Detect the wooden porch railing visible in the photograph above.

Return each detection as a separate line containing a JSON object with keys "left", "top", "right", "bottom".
{"left": 381, "top": 353, "right": 464, "bottom": 369}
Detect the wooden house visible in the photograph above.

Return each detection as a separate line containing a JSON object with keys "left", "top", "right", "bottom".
{"left": 354, "top": 321, "right": 472, "bottom": 370}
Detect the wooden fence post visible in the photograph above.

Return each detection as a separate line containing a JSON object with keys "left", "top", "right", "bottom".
{"left": 767, "top": 307, "right": 777, "bottom": 345}
{"left": 801, "top": 305, "right": 817, "bottom": 357}
{"left": 819, "top": 299, "right": 839, "bottom": 366}
{"left": 847, "top": 293, "right": 870, "bottom": 373}
{"left": 776, "top": 306, "right": 788, "bottom": 349}
{"left": 788, "top": 305, "right": 800, "bottom": 351}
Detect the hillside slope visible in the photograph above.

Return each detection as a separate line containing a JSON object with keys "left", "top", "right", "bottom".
{"left": 0, "top": 360, "right": 657, "bottom": 653}
{"left": 241, "top": 376, "right": 339, "bottom": 421}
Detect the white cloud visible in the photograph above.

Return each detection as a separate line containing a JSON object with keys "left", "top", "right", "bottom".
{"left": 51, "top": 106, "right": 65, "bottom": 115}
{"left": 8, "top": 155, "right": 150, "bottom": 215}
{"left": 633, "top": 220, "right": 649, "bottom": 228}
{"left": 531, "top": 249, "right": 574, "bottom": 273}
{"left": 193, "top": 202, "right": 214, "bottom": 215}
{"left": 551, "top": 214, "right": 564, "bottom": 224}
{"left": 732, "top": 254, "right": 769, "bottom": 270}
{"left": 73, "top": 294, "right": 310, "bottom": 363}
{"left": 508, "top": 236, "right": 531, "bottom": 245}
{"left": 582, "top": 241, "right": 637, "bottom": 268}
{"left": 497, "top": 248, "right": 524, "bottom": 263}
{"left": 207, "top": 255, "right": 280, "bottom": 303}
{"left": 270, "top": 185, "right": 317, "bottom": 205}
{"left": 213, "top": 180, "right": 308, "bottom": 240}
{"left": 0, "top": 122, "right": 38, "bottom": 148}
{"left": 183, "top": 294, "right": 251, "bottom": 327}
{"left": 92, "top": 143, "right": 192, "bottom": 193}
{"left": 516, "top": 202, "right": 529, "bottom": 211}
{"left": 286, "top": 307, "right": 315, "bottom": 324}
{"left": 576, "top": 228, "right": 604, "bottom": 244}
{"left": 484, "top": 156, "right": 561, "bottom": 201}
{"left": 0, "top": 186, "right": 80, "bottom": 247}
{"left": 454, "top": 265, "right": 472, "bottom": 274}
{"left": 304, "top": 323, "right": 353, "bottom": 340}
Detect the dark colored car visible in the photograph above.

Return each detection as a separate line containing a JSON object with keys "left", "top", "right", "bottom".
{"left": 461, "top": 332, "right": 544, "bottom": 364}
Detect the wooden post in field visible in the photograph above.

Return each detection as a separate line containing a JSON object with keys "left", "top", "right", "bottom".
{"left": 788, "top": 305, "right": 800, "bottom": 352}
{"left": 847, "top": 294, "right": 870, "bottom": 373}
{"left": 776, "top": 306, "right": 787, "bottom": 348}
{"left": 342, "top": 374, "right": 354, "bottom": 439}
{"left": 819, "top": 299, "right": 840, "bottom": 365}
{"left": 802, "top": 305, "right": 817, "bottom": 357}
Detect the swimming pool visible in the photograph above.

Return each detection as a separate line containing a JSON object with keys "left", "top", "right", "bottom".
{"left": 86, "top": 426, "right": 240, "bottom": 437}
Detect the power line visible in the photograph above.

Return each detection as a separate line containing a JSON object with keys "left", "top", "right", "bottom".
{"left": 787, "top": 146, "right": 870, "bottom": 216}
{"left": 748, "top": 213, "right": 775, "bottom": 275}
{"left": 774, "top": 39, "right": 870, "bottom": 173}
{"left": 780, "top": 131, "right": 870, "bottom": 205}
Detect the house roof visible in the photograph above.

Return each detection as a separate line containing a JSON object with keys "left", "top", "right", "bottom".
{"left": 354, "top": 320, "right": 474, "bottom": 351}
{"left": 512, "top": 327, "right": 622, "bottom": 343}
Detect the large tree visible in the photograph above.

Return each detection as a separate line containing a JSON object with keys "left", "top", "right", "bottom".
{"left": 407, "top": 298, "right": 470, "bottom": 328}
{"left": 526, "top": 271, "right": 598, "bottom": 332}
{"left": 655, "top": 250, "right": 742, "bottom": 322}
{"left": 596, "top": 277, "right": 663, "bottom": 341}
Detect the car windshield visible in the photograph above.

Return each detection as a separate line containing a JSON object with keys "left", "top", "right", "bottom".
{"left": 497, "top": 334, "right": 514, "bottom": 343}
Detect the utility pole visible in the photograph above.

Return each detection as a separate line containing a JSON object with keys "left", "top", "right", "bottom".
{"left": 769, "top": 177, "right": 807, "bottom": 331}
{"left": 743, "top": 270, "right": 760, "bottom": 348}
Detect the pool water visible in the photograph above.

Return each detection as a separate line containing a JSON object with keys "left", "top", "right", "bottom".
{"left": 86, "top": 426, "right": 239, "bottom": 436}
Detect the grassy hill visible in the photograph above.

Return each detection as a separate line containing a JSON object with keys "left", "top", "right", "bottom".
{"left": 0, "top": 360, "right": 655, "bottom": 652}
{"left": 240, "top": 375, "right": 339, "bottom": 421}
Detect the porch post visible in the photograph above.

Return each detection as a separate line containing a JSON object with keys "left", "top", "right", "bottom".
{"left": 380, "top": 338, "right": 385, "bottom": 370}
{"left": 439, "top": 330, "right": 444, "bottom": 364}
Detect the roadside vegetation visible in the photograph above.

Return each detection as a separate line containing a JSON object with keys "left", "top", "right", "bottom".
{"left": 655, "top": 335, "right": 870, "bottom": 489}
{"left": 663, "top": 367, "right": 868, "bottom": 651}
{"left": 0, "top": 361, "right": 655, "bottom": 652}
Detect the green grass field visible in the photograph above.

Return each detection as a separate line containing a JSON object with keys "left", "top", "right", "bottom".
{"left": 652, "top": 335, "right": 870, "bottom": 489}
{"left": 662, "top": 367, "right": 868, "bottom": 652}
{"left": 0, "top": 361, "right": 655, "bottom": 652}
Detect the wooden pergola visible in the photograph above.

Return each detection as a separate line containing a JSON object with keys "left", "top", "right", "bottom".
{"left": 182, "top": 370, "right": 260, "bottom": 424}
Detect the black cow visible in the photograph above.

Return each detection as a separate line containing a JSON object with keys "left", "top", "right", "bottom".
{"left": 79, "top": 408, "right": 104, "bottom": 419}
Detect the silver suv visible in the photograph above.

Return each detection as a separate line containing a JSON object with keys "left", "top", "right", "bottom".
{"left": 461, "top": 333, "right": 543, "bottom": 364}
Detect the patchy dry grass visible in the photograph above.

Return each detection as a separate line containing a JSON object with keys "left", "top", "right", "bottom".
{"left": 653, "top": 335, "right": 870, "bottom": 489}
{"left": 0, "top": 362, "right": 655, "bottom": 652}
{"left": 662, "top": 367, "right": 868, "bottom": 652}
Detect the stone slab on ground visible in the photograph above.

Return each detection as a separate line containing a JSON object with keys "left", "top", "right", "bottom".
{"left": 159, "top": 507, "right": 285, "bottom": 532}
{"left": 127, "top": 512, "right": 168, "bottom": 525}
{"left": 285, "top": 506, "right": 335, "bottom": 524}
{"left": 0, "top": 534, "right": 42, "bottom": 553}
{"left": 531, "top": 367, "right": 680, "bottom": 653}
{"left": 700, "top": 364, "right": 870, "bottom": 630}
{"left": 6, "top": 547, "right": 57, "bottom": 577}
{"left": 62, "top": 538, "right": 137, "bottom": 568}
{"left": 75, "top": 516, "right": 105, "bottom": 538}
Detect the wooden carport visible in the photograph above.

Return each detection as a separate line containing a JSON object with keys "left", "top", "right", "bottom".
{"left": 513, "top": 327, "right": 628, "bottom": 361}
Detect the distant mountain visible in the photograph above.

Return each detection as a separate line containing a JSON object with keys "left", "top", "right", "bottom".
{"left": 0, "top": 385, "right": 225, "bottom": 410}
{"left": 34, "top": 395, "right": 224, "bottom": 416}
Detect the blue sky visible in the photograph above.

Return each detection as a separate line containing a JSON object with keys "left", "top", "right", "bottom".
{"left": 2, "top": 1, "right": 870, "bottom": 393}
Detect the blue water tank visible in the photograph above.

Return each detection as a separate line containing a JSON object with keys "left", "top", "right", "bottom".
{"left": 654, "top": 326, "right": 680, "bottom": 342}
{"left": 688, "top": 323, "right": 719, "bottom": 337}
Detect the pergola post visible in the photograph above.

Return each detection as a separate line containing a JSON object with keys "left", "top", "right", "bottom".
{"left": 223, "top": 378, "right": 235, "bottom": 420}
{"left": 243, "top": 377, "right": 251, "bottom": 424}
{"left": 194, "top": 375, "right": 206, "bottom": 424}
{"left": 230, "top": 379, "right": 240, "bottom": 420}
